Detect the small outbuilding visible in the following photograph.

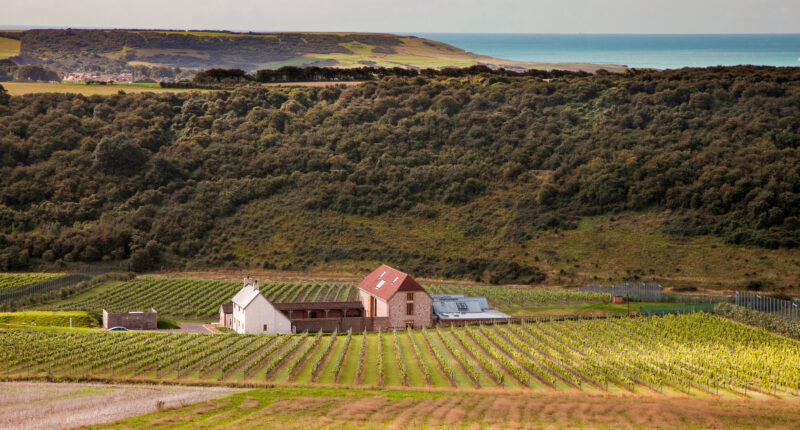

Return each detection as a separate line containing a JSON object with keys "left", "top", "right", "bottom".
{"left": 432, "top": 294, "right": 511, "bottom": 326}
{"left": 219, "top": 303, "right": 233, "bottom": 329}
{"left": 102, "top": 308, "right": 158, "bottom": 330}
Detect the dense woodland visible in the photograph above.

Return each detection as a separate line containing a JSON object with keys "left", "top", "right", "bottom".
{"left": 0, "top": 66, "right": 799, "bottom": 282}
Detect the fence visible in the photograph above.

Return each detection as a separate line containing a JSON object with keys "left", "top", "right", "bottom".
{"left": 579, "top": 283, "right": 663, "bottom": 301}
{"left": 735, "top": 291, "right": 800, "bottom": 321}
{"left": 0, "top": 266, "right": 121, "bottom": 304}
{"left": 661, "top": 294, "right": 733, "bottom": 304}
{"left": 640, "top": 303, "right": 716, "bottom": 316}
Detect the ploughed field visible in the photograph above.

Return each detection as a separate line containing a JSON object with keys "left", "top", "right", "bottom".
{"left": 2, "top": 313, "right": 799, "bottom": 398}
{"left": 49, "top": 276, "right": 609, "bottom": 317}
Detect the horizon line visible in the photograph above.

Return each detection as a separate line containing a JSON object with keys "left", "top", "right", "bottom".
{"left": 1, "top": 26, "right": 799, "bottom": 36}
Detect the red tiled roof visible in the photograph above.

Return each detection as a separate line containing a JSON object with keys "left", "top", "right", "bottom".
{"left": 357, "top": 264, "right": 426, "bottom": 302}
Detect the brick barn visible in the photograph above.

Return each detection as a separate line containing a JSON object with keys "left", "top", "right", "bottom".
{"left": 357, "top": 264, "right": 433, "bottom": 329}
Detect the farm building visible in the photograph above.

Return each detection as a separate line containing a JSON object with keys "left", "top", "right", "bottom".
{"left": 431, "top": 294, "right": 511, "bottom": 326}
{"left": 102, "top": 308, "right": 158, "bottom": 330}
{"left": 274, "top": 301, "right": 369, "bottom": 332}
{"left": 357, "top": 264, "right": 433, "bottom": 329}
{"left": 231, "top": 278, "right": 292, "bottom": 334}
{"left": 219, "top": 303, "right": 232, "bottom": 329}
{"left": 227, "top": 277, "right": 370, "bottom": 333}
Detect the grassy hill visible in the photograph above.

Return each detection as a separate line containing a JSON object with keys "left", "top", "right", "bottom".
{"left": 1, "top": 67, "right": 799, "bottom": 293}
{"left": 0, "top": 29, "right": 623, "bottom": 73}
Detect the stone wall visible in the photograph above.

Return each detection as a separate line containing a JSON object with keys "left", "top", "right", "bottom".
{"left": 103, "top": 309, "right": 157, "bottom": 330}
{"left": 387, "top": 291, "right": 433, "bottom": 329}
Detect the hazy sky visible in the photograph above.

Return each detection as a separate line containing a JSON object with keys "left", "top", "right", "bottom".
{"left": 1, "top": 0, "right": 798, "bottom": 34}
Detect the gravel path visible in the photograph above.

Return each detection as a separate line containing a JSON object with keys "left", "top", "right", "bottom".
{"left": 0, "top": 382, "right": 238, "bottom": 430}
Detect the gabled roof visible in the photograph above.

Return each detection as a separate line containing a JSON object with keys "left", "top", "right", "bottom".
{"left": 232, "top": 284, "right": 262, "bottom": 309}
{"left": 357, "top": 264, "right": 427, "bottom": 302}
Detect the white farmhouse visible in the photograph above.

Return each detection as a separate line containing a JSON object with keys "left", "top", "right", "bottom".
{"left": 231, "top": 277, "right": 292, "bottom": 334}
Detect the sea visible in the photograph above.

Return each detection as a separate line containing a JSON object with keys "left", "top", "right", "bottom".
{"left": 411, "top": 34, "right": 800, "bottom": 70}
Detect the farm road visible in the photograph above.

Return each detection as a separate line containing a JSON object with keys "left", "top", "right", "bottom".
{"left": 0, "top": 382, "right": 237, "bottom": 430}
{"left": 157, "top": 322, "right": 216, "bottom": 333}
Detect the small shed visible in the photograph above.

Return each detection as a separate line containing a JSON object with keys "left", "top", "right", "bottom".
{"left": 102, "top": 308, "right": 158, "bottom": 330}
{"left": 219, "top": 303, "right": 233, "bottom": 329}
{"left": 613, "top": 296, "right": 626, "bottom": 304}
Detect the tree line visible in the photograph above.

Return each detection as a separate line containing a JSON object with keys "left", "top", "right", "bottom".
{"left": 161, "top": 65, "right": 592, "bottom": 87}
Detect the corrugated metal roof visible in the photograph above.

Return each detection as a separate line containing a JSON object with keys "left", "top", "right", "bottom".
{"left": 232, "top": 284, "right": 261, "bottom": 308}
{"left": 357, "top": 264, "right": 426, "bottom": 302}
{"left": 432, "top": 294, "right": 511, "bottom": 320}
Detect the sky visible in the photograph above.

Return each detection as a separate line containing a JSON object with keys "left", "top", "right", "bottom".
{"left": 1, "top": 0, "right": 798, "bottom": 34}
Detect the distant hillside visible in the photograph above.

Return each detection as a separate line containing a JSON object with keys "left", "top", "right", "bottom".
{"left": 0, "top": 67, "right": 799, "bottom": 291}
{"left": 0, "top": 29, "right": 623, "bottom": 73}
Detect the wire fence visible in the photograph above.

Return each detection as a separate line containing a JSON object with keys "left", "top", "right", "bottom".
{"left": 640, "top": 303, "right": 717, "bottom": 316}
{"left": 579, "top": 283, "right": 735, "bottom": 304}
{"left": 0, "top": 266, "right": 121, "bottom": 304}
{"left": 579, "top": 283, "right": 663, "bottom": 301}
{"left": 735, "top": 291, "right": 800, "bottom": 321}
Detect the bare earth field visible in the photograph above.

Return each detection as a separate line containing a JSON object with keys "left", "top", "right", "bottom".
{"left": 0, "top": 382, "right": 238, "bottom": 430}
{"left": 96, "top": 387, "right": 800, "bottom": 429}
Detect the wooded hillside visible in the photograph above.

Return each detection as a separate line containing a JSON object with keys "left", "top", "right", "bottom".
{"left": 0, "top": 67, "right": 798, "bottom": 286}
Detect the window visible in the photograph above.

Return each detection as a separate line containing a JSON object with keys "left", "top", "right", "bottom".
{"left": 406, "top": 292, "right": 414, "bottom": 301}
{"left": 406, "top": 321, "right": 414, "bottom": 328}
{"left": 406, "top": 302, "right": 414, "bottom": 315}
{"left": 456, "top": 302, "right": 468, "bottom": 312}
{"left": 263, "top": 324, "right": 267, "bottom": 332}
{"left": 376, "top": 280, "right": 385, "bottom": 289}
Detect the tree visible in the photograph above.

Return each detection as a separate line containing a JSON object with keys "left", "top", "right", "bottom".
{"left": 0, "top": 83, "right": 8, "bottom": 105}
{"left": 92, "top": 134, "right": 147, "bottom": 174}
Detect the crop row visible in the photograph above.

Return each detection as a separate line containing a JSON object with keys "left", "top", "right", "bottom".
{"left": 1, "top": 314, "right": 798, "bottom": 396}
{"left": 0, "top": 273, "right": 63, "bottom": 290}
{"left": 52, "top": 277, "right": 357, "bottom": 316}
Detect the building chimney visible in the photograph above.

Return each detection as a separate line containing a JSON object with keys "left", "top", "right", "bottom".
{"left": 254, "top": 280, "right": 260, "bottom": 291}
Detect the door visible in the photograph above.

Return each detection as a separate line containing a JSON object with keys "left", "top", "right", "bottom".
{"left": 369, "top": 295, "right": 376, "bottom": 317}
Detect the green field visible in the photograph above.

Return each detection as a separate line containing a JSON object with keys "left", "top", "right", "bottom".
{"left": 90, "top": 386, "right": 800, "bottom": 429}
{"left": 0, "top": 311, "right": 100, "bottom": 328}
{"left": 0, "top": 273, "right": 62, "bottom": 290}
{"left": 0, "top": 82, "right": 209, "bottom": 96}
{"left": 2, "top": 313, "right": 798, "bottom": 398}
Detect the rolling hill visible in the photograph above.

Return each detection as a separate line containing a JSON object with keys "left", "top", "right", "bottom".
{"left": 0, "top": 66, "right": 799, "bottom": 292}
{"left": 0, "top": 29, "right": 623, "bottom": 73}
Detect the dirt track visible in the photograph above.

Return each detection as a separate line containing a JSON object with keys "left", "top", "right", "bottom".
{"left": 0, "top": 382, "right": 237, "bottom": 430}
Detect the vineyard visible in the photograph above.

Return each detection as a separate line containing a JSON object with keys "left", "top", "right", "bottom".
{"left": 52, "top": 278, "right": 359, "bottom": 317}
{"left": 2, "top": 313, "right": 798, "bottom": 397}
{"left": 0, "top": 273, "right": 62, "bottom": 290}
{"left": 43, "top": 276, "right": 610, "bottom": 317}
